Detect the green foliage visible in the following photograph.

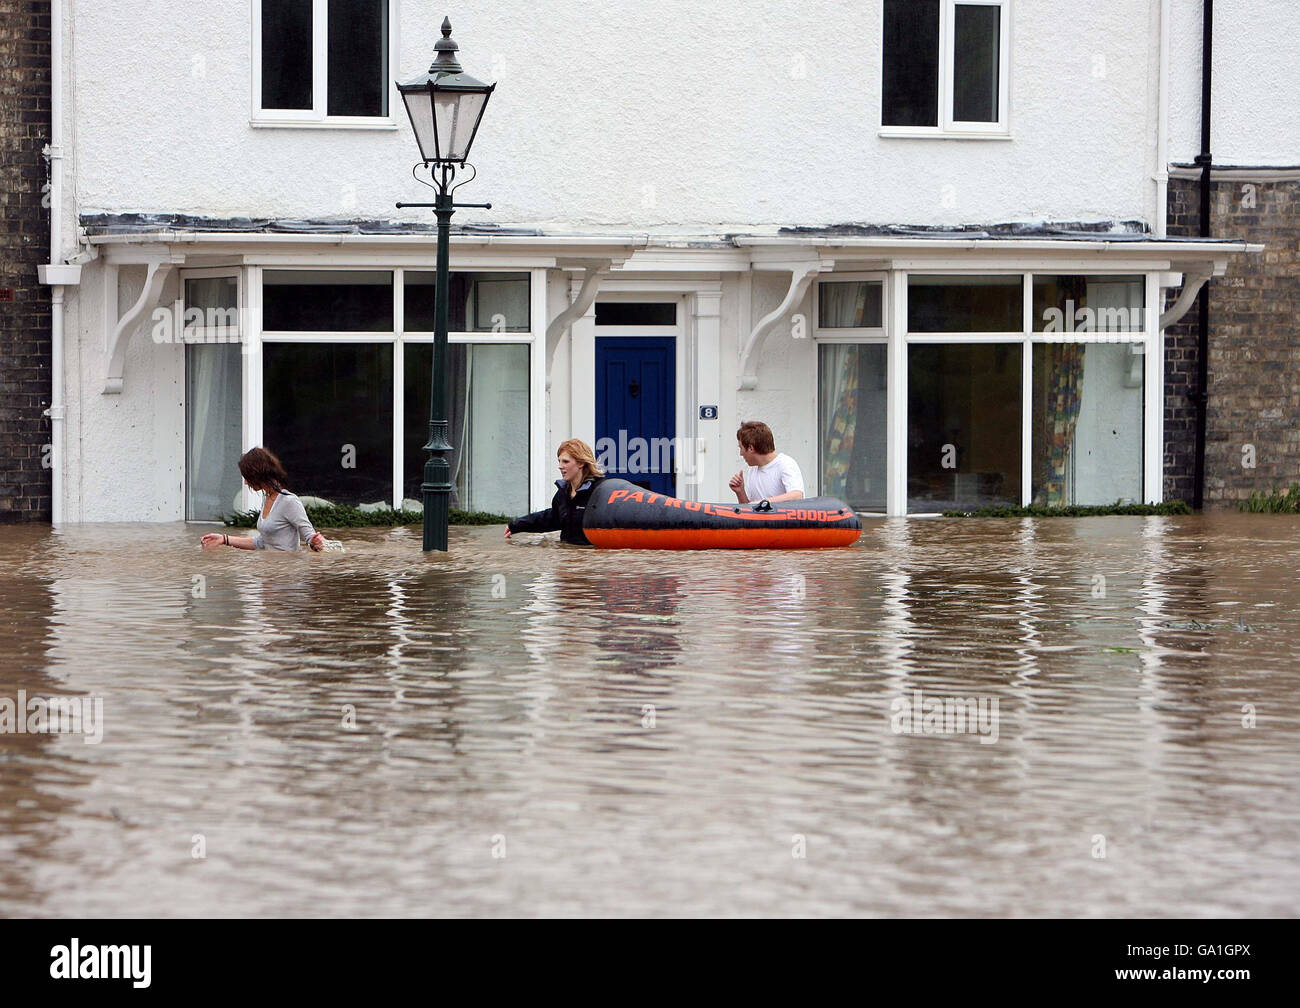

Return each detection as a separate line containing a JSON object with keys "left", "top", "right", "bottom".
{"left": 223, "top": 505, "right": 510, "bottom": 528}
{"left": 942, "top": 500, "right": 1193, "bottom": 518}
{"left": 1242, "top": 483, "right": 1300, "bottom": 513}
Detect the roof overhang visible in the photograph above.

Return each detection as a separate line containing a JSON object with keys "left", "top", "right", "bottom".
{"left": 88, "top": 230, "right": 651, "bottom": 270}
{"left": 736, "top": 235, "right": 1262, "bottom": 277}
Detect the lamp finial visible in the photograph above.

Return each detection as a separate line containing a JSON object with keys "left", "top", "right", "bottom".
{"left": 430, "top": 16, "right": 462, "bottom": 74}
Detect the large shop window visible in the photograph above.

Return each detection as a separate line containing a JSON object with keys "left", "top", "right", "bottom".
{"left": 186, "top": 343, "right": 244, "bottom": 521}
{"left": 263, "top": 270, "right": 393, "bottom": 332}
{"left": 403, "top": 343, "right": 530, "bottom": 516}
{"left": 257, "top": 0, "right": 390, "bottom": 121}
{"left": 908, "top": 344, "right": 1021, "bottom": 511}
{"left": 404, "top": 272, "right": 530, "bottom": 332}
{"left": 819, "top": 344, "right": 887, "bottom": 512}
{"left": 908, "top": 274, "right": 1022, "bottom": 332}
{"left": 1033, "top": 275, "right": 1144, "bottom": 334}
{"left": 1032, "top": 344, "right": 1143, "bottom": 506}
{"left": 263, "top": 343, "right": 394, "bottom": 506}
{"left": 882, "top": 0, "right": 1008, "bottom": 134}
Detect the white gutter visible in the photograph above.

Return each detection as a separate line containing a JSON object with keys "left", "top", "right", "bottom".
{"left": 733, "top": 235, "right": 1257, "bottom": 253}
{"left": 1155, "top": 0, "right": 1170, "bottom": 237}
{"left": 85, "top": 231, "right": 655, "bottom": 249}
{"left": 36, "top": 0, "right": 81, "bottom": 527}
{"left": 84, "top": 229, "right": 1258, "bottom": 257}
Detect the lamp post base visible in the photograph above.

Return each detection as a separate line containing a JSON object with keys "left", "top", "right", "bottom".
{"left": 422, "top": 419, "right": 453, "bottom": 553}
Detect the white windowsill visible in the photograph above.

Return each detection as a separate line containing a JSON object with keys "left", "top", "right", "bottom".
{"left": 250, "top": 118, "right": 399, "bottom": 131}
{"left": 878, "top": 128, "right": 1013, "bottom": 140}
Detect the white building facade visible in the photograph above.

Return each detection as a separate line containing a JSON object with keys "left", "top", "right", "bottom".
{"left": 42, "top": 0, "right": 1280, "bottom": 522}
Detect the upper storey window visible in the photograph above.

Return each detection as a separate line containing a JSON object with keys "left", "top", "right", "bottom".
{"left": 881, "top": 0, "right": 1009, "bottom": 137}
{"left": 254, "top": 0, "right": 393, "bottom": 126}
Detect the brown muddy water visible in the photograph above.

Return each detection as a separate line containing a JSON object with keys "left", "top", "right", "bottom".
{"left": 1, "top": 515, "right": 1298, "bottom": 917}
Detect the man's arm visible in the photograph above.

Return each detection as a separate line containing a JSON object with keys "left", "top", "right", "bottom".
{"left": 764, "top": 489, "right": 804, "bottom": 504}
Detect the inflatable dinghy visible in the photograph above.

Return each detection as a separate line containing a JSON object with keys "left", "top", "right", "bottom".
{"left": 583, "top": 478, "right": 861, "bottom": 550}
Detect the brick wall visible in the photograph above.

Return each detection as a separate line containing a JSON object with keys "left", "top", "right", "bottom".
{"left": 0, "top": 0, "right": 51, "bottom": 522}
{"left": 1165, "top": 174, "right": 1300, "bottom": 507}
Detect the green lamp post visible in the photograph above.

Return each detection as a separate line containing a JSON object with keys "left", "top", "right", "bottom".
{"left": 396, "top": 16, "right": 495, "bottom": 552}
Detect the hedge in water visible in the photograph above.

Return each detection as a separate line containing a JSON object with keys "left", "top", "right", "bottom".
{"left": 942, "top": 501, "right": 1193, "bottom": 517}
{"left": 224, "top": 505, "right": 511, "bottom": 528}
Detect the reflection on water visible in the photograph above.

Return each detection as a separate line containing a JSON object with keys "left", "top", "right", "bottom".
{"left": 1, "top": 515, "right": 1299, "bottom": 917}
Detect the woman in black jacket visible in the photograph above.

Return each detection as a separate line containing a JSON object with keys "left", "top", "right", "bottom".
{"left": 505, "top": 439, "right": 605, "bottom": 545}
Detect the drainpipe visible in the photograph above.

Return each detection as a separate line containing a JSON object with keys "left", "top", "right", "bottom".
{"left": 1154, "top": 0, "right": 1170, "bottom": 238}
{"left": 1192, "top": 0, "right": 1212, "bottom": 510}
{"left": 36, "top": 0, "right": 77, "bottom": 526}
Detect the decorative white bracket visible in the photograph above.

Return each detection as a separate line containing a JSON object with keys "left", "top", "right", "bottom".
{"left": 1158, "top": 269, "right": 1213, "bottom": 330}
{"left": 544, "top": 258, "right": 614, "bottom": 386}
{"left": 103, "top": 254, "right": 184, "bottom": 394}
{"left": 738, "top": 259, "right": 832, "bottom": 390}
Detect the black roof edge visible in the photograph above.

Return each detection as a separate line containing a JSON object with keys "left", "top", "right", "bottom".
{"left": 1170, "top": 162, "right": 1300, "bottom": 171}
{"left": 774, "top": 220, "right": 1154, "bottom": 240}
{"left": 79, "top": 212, "right": 543, "bottom": 237}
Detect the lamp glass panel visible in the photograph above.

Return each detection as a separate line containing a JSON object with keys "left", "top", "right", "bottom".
{"left": 433, "top": 90, "right": 487, "bottom": 160}
{"left": 401, "top": 88, "right": 438, "bottom": 162}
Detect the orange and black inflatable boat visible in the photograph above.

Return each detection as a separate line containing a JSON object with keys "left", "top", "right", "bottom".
{"left": 583, "top": 478, "right": 862, "bottom": 550}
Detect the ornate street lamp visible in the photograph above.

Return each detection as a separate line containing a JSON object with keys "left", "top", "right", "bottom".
{"left": 396, "top": 16, "right": 495, "bottom": 552}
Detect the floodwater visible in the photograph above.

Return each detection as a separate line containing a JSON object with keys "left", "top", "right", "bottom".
{"left": 1, "top": 514, "right": 1298, "bottom": 918}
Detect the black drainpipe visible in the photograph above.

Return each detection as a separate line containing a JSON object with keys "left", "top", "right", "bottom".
{"left": 1192, "top": 0, "right": 1213, "bottom": 510}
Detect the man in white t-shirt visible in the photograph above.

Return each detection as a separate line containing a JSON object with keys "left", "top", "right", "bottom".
{"left": 728, "top": 420, "right": 805, "bottom": 504}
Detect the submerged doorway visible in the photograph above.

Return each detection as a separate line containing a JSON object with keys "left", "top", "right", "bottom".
{"left": 594, "top": 336, "right": 676, "bottom": 496}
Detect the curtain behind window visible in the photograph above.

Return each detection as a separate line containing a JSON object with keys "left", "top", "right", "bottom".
{"left": 186, "top": 343, "right": 244, "bottom": 521}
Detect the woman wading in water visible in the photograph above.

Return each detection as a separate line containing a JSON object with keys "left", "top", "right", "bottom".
{"left": 505, "top": 439, "right": 604, "bottom": 546}
{"left": 201, "top": 447, "right": 326, "bottom": 552}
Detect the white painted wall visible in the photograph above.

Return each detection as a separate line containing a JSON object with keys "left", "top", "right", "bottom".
{"left": 737, "top": 273, "right": 820, "bottom": 495}
{"left": 70, "top": 0, "right": 1163, "bottom": 231}
{"left": 62, "top": 264, "right": 187, "bottom": 522}
{"left": 1168, "top": 0, "right": 1300, "bottom": 165}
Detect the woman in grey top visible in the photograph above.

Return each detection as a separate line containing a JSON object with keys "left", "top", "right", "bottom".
{"left": 201, "top": 447, "right": 325, "bottom": 552}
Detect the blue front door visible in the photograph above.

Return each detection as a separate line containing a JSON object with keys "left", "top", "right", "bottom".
{"left": 595, "top": 337, "right": 675, "bottom": 495}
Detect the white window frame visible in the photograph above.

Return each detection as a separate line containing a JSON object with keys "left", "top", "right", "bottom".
{"left": 177, "top": 267, "right": 243, "bottom": 346}
{"left": 813, "top": 272, "right": 888, "bottom": 342}
{"left": 181, "top": 267, "right": 247, "bottom": 521}
{"left": 254, "top": 265, "right": 543, "bottom": 513}
{"left": 251, "top": 0, "right": 400, "bottom": 129}
{"left": 879, "top": 0, "right": 1012, "bottom": 140}
{"left": 883, "top": 268, "right": 1159, "bottom": 516}
{"left": 260, "top": 267, "right": 396, "bottom": 338}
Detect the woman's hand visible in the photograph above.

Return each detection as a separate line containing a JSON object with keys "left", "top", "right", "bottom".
{"left": 200, "top": 533, "right": 226, "bottom": 550}
{"left": 308, "top": 532, "right": 325, "bottom": 552}
{"left": 504, "top": 527, "right": 513, "bottom": 540}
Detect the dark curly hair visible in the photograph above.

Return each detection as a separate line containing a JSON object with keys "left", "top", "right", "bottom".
{"left": 238, "top": 446, "right": 289, "bottom": 493}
